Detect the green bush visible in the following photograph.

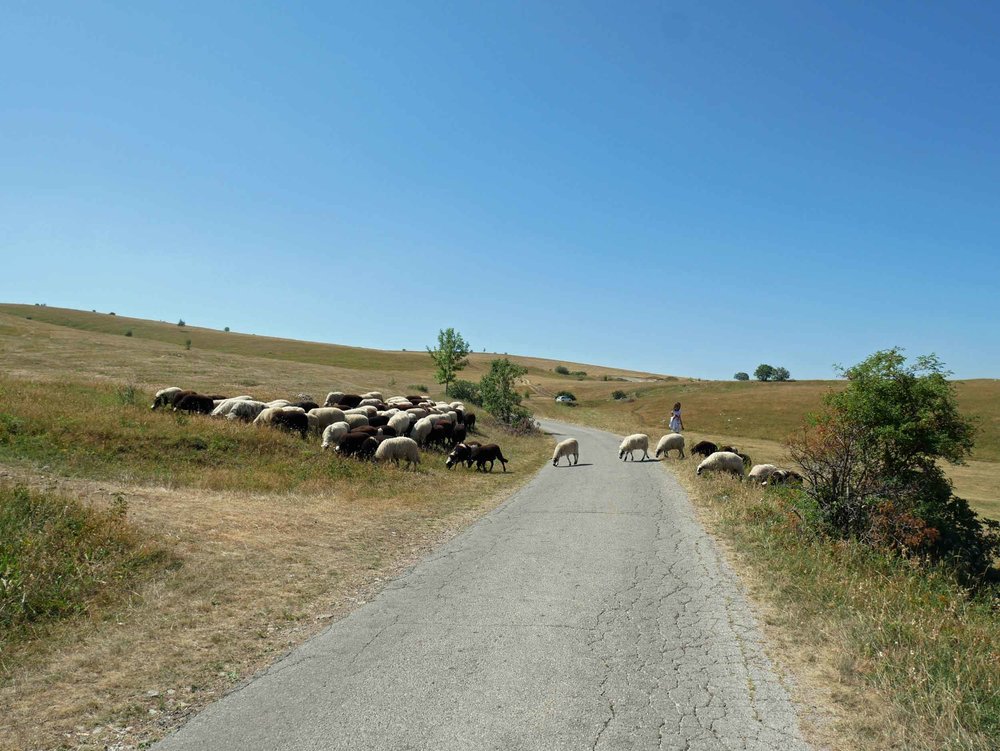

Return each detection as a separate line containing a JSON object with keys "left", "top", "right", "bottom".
{"left": 612, "top": 390, "right": 628, "bottom": 400}
{"left": 449, "top": 379, "right": 482, "bottom": 405}
{"left": 734, "top": 372, "right": 749, "bottom": 381}
{"left": 554, "top": 365, "right": 570, "bottom": 375}
{"left": 788, "top": 349, "right": 996, "bottom": 582}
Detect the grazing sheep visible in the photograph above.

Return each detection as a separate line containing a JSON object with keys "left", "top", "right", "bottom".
{"left": 359, "top": 398, "right": 382, "bottom": 408}
{"left": 335, "top": 431, "right": 373, "bottom": 458}
{"left": 469, "top": 443, "right": 509, "bottom": 472}
{"left": 225, "top": 400, "right": 268, "bottom": 422}
{"left": 655, "top": 434, "right": 685, "bottom": 459}
{"left": 387, "top": 412, "right": 411, "bottom": 436}
{"left": 324, "top": 391, "right": 345, "bottom": 407}
{"left": 211, "top": 397, "right": 254, "bottom": 417}
{"left": 174, "top": 393, "right": 215, "bottom": 414}
{"left": 151, "top": 387, "right": 184, "bottom": 410}
{"left": 321, "top": 421, "right": 351, "bottom": 450}
{"left": 748, "top": 464, "right": 780, "bottom": 484}
{"left": 266, "top": 399, "right": 291, "bottom": 408}
{"left": 425, "top": 424, "right": 453, "bottom": 451}
{"left": 377, "top": 426, "right": 397, "bottom": 437}
{"left": 769, "top": 469, "right": 805, "bottom": 486}
{"left": 290, "top": 400, "right": 319, "bottom": 412}
{"left": 374, "top": 436, "right": 421, "bottom": 469}
{"left": 618, "top": 434, "right": 650, "bottom": 462}
{"left": 552, "top": 438, "right": 579, "bottom": 466}
{"left": 411, "top": 416, "right": 434, "bottom": 446}
{"left": 368, "top": 414, "right": 390, "bottom": 428}
{"left": 344, "top": 414, "right": 369, "bottom": 429}
{"left": 337, "top": 394, "right": 364, "bottom": 409}
{"left": 270, "top": 410, "right": 308, "bottom": 439}
{"left": 464, "top": 413, "right": 476, "bottom": 432}
{"left": 308, "top": 407, "right": 347, "bottom": 431}
{"left": 696, "top": 452, "right": 746, "bottom": 477}
{"left": 406, "top": 408, "right": 429, "bottom": 419}
{"left": 690, "top": 440, "right": 718, "bottom": 459}
{"left": 362, "top": 391, "right": 384, "bottom": 401}
{"left": 451, "top": 424, "right": 467, "bottom": 447}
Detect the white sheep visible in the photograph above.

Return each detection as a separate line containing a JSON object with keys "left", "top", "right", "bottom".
{"left": 552, "top": 438, "right": 579, "bottom": 466}
{"left": 321, "top": 421, "right": 351, "bottom": 450}
{"left": 748, "top": 464, "right": 780, "bottom": 484}
{"left": 618, "top": 434, "right": 650, "bottom": 461}
{"left": 411, "top": 416, "right": 434, "bottom": 445}
{"left": 225, "top": 400, "right": 267, "bottom": 422}
{"left": 308, "top": 407, "right": 347, "bottom": 432}
{"left": 265, "top": 399, "right": 291, "bottom": 408}
{"left": 344, "top": 414, "right": 369, "bottom": 429}
{"left": 253, "top": 407, "right": 281, "bottom": 425}
{"left": 655, "top": 434, "right": 686, "bottom": 459}
{"left": 387, "top": 412, "right": 411, "bottom": 436}
{"left": 696, "top": 452, "right": 746, "bottom": 477}
{"left": 362, "top": 391, "right": 384, "bottom": 401}
{"left": 374, "top": 436, "right": 421, "bottom": 469}
{"left": 450, "top": 402, "right": 465, "bottom": 410}
{"left": 151, "top": 386, "right": 183, "bottom": 409}
{"left": 359, "top": 398, "right": 382, "bottom": 408}
{"left": 406, "top": 408, "right": 428, "bottom": 419}
{"left": 324, "top": 391, "right": 345, "bottom": 407}
{"left": 210, "top": 396, "right": 256, "bottom": 417}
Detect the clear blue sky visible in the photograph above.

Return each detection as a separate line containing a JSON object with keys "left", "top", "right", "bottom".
{"left": 3, "top": 2, "right": 998, "bottom": 379}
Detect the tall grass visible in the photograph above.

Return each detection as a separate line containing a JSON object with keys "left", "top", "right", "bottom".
{"left": 684, "top": 473, "right": 1000, "bottom": 751}
{"left": 0, "top": 484, "right": 171, "bottom": 647}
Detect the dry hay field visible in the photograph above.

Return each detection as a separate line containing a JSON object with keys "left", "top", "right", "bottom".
{"left": 525, "top": 367, "right": 1000, "bottom": 521}
{"left": 2, "top": 305, "right": 617, "bottom": 750}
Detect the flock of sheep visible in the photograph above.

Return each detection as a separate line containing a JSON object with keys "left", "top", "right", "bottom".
{"left": 552, "top": 432, "right": 802, "bottom": 485}
{"left": 149, "top": 386, "right": 508, "bottom": 472}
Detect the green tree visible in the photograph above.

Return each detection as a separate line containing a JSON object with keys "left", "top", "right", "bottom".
{"left": 479, "top": 358, "right": 527, "bottom": 424}
{"left": 426, "top": 328, "right": 471, "bottom": 396}
{"left": 734, "top": 372, "right": 750, "bottom": 381}
{"left": 754, "top": 364, "right": 775, "bottom": 381}
{"left": 788, "top": 349, "right": 995, "bottom": 579}
{"left": 772, "top": 366, "right": 791, "bottom": 381}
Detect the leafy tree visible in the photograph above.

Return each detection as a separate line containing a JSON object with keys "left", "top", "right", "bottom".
{"left": 449, "top": 379, "right": 482, "bottom": 405}
{"left": 479, "top": 358, "right": 527, "bottom": 424}
{"left": 426, "top": 328, "right": 471, "bottom": 396}
{"left": 754, "top": 364, "right": 775, "bottom": 381}
{"left": 788, "top": 349, "right": 995, "bottom": 580}
{"left": 772, "top": 366, "right": 791, "bottom": 381}
{"left": 554, "top": 365, "right": 570, "bottom": 375}
{"left": 734, "top": 372, "right": 750, "bottom": 381}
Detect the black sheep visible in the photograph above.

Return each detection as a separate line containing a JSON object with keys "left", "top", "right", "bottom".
{"left": 336, "top": 431, "right": 372, "bottom": 457}
{"left": 690, "top": 441, "right": 718, "bottom": 459}
{"left": 451, "top": 424, "right": 467, "bottom": 447}
{"left": 290, "top": 400, "right": 319, "bottom": 411}
{"left": 337, "top": 394, "right": 364, "bottom": 409}
{"left": 464, "top": 413, "right": 476, "bottom": 432}
{"left": 174, "top": 393, "right": 215, "bottom": 414}
{"left": 270, "top": 410, "right": 308, "bottom": 439}
{"left": 469, "top": 443, "right": 508, "bottom": 473}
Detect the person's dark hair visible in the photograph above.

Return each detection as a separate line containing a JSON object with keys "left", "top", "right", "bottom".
{"left": 673, "top": 402, "right": 681, "bottom": 411}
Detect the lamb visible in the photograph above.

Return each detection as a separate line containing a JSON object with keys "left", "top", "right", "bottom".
{"left": 748, "top": 464, "right": 780, "bottom": 484}
{"left": 696, "top": 452, "right": 746, "bottom": 477}
{"left": 618, "top": 434, "right": 650, "bottom": 462}
{"left": 321, "top": 421, "right": 351, "bottom": 450}
{"left": 151, "top": 387, "right": 184, "bottom": 410}
{"left": 690, "top": 440, "right": 718, "bottom": 459}
{"left": 374, "top": 437, "right": 421, "bottom": 469}
{"left": 552, "top": 438, "right": 579, "bottom": 466}
{"left": 225, "top": 399, "right": 268, "bottom": 422}
{"left": 655, "top": 434, "right": 685, "bottom": 459}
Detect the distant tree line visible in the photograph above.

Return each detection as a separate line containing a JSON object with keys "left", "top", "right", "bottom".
{"left": 734, "top": 365, "right": 791, "bottom": 381}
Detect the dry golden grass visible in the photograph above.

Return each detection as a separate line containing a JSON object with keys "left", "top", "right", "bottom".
{"left": 0, "top": 310, "right": 550, "bottom": 750}
{"left": 672, "top": 466, "right": 1000, "bottom": 751}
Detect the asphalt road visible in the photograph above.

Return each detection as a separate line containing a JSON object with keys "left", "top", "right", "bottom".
{"left": 156, "top": 419, "right": 808, "bottom": 751}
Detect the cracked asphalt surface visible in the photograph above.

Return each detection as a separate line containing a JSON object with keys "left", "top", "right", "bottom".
{"left": 155, "top": 419, "right": 808, "bottom": 750}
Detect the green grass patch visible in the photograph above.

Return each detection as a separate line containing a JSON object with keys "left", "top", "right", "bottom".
{"left": 692, "top": 476, "right": 1000, "bottom": 750}
{"left": 0, "top": 484, "right": 171, "bottom": 646}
